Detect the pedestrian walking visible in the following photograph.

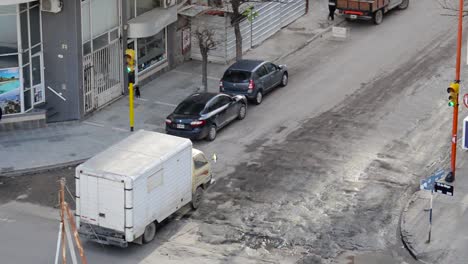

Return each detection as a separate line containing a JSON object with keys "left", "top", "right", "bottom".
{"left": 328, "top": 0, "right": 337, "bottom": 21}
{"left": 135, "top": 85, "right": 141, "bottom": 98}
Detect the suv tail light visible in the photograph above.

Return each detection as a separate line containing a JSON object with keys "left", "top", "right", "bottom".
{"left": 248, "top": 79, "right": 255, "bottom": 90}
{"left": 165, "top": 119, "right": 172, "bottom": 125}
{"left": 219, "top": 80, "right": 224, "bottom": 91}
{"left": 190, "top": 120, "right": 206, "bottom": 127}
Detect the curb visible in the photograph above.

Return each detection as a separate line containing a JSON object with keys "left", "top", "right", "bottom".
{"left": 0, "top": 158, "right": 89, "bottom": 177}
{"left": 273, "top": 18, "right": 346, "bottom": 63}
{"left": 400, "top": 190, "right": 432, "bottom": 264}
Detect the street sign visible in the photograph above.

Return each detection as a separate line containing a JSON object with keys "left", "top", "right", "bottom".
{"left": 420, "top": 169, "right": 445, "bottom": 191}
{"left": 463, "top": 116, "right": 468, "bottom": 149}
{"left": 434, "top": 182, "right": 454, "bottom": 196}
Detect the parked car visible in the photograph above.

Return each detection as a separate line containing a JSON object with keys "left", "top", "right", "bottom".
{"left": 219, "top": 59, "right": 288, "bottom": 105}
{"left": 166, "top": 92, "right": 247, "bottom": 141}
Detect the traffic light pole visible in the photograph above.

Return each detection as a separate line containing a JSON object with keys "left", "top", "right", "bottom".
{"left": 129, "top": 83, "right": 134, "bottom": 132}
{"left": 447, "top": 0, "right": 464, "bottom": 183}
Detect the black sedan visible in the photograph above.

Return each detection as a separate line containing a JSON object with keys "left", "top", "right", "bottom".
{"left": 165, "top": 93, "right": 247, "bottom": 141}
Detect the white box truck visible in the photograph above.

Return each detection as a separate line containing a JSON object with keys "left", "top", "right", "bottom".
{"left": 75, "top": 130, "right": 212, "bottom": 247}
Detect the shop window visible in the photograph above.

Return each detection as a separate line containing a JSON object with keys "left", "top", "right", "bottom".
{"left": 22, "top": 65, "right": 30, "bottom": 89}
{"left": 126, "top": 0, "right": 136, "bottom": 20}
{"left": 32, "top": 56, "right": 41, "bottom": 86}
{"left": 0, "top": 13, "right": 18, "bottom": 54}
{"left": 93, "top": 33, "right": 109, "bottom": 51}
{"left": 0, "top": 5, "right": 16, "bottom": 15}
{"left": 29, "top": 6, "right": 41, "bottom": 47}
{"left": 0, "top": 55, "right": 19, "bottom": 68}
{"left": 23, "top": 89, "right": 32, "bottom": 111}
{"left": 137, "top": 0, "right": 161, "bottom": 16}
{"left": 90, "top": 0, "right": 118, "bottom": 38}
{"left": 137, "top": 30, "right": 166, "bottom": 72}
{"left": 31, "top": 44, "right": 41, "bottom": 55}
{"left": 20, "top": 11, "right": 29, "bottom": 51}
{"left": 33, "top": 86, "right": 43, "bottom": 104}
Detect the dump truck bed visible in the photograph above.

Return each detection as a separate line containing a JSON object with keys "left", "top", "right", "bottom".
{"left": 337, "top": 0, "right": 389, "bottom": 12}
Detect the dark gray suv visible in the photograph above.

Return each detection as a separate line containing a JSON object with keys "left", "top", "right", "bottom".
{"left": 220, "top": 60, "right": 288, "bottom": 105}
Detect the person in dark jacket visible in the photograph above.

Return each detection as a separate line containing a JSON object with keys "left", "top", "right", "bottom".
{"left": 328, "top": 0, "right": 337, "bottom": 21}
{"left": 0, "top": 107, "right": 2, "bottom": 121}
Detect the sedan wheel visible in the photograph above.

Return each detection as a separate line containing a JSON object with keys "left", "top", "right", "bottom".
{"left": 237, "top": 104, "right": 247, "bottom": 120}
{"left": 280, "top": 73, "right": 288, "bottom": 87}
{"left": 206, "top": 125, "right": 217, "bottom": 141}
{"left": 398, "top": 0, "right": 409, "bottom": 9}
{"left": 143, "top": 222, "right": 156, "bottom": 243}
{"left": 255, "top": 91, "right": 263, "bottom": 105}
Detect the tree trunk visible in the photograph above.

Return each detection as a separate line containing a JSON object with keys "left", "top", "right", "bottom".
{"left": 202, "top": 52, "right": 208, "bottom": 92}
{"left": 234, "top": 23, "right": 243, "bottom": 61}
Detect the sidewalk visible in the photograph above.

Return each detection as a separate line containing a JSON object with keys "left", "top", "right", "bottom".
{"left": 401, "top": 163, "right": 468, "bottom": 264}
{"left": 0, "top": 0, "right": 343, "bottom": 176}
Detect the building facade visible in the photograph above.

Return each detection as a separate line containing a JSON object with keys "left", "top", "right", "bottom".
{"left": 0, "top": 0, "right": 186, "bottom": 128}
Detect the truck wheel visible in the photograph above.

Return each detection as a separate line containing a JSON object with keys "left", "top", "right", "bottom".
{"left": 398, "top": 0, "right": 409, "bottom": 10}
{"left": 143, "top": 222, "right": 156, "bottom": 243}
{"left": 191, "top": 187, "right": 204, "bottom": 210}
{"left": 373, "top": 10, "right": 383, "bottom": 25}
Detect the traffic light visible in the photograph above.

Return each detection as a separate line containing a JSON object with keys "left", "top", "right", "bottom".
{"left": 447, "top": 82, "right": 460, "bottom": 107}
{"left": 125, "top": 49, "right": 135, "bottom": 74}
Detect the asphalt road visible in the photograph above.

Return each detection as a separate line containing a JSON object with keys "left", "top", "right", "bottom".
{"left": 0, "top": 0, "right": 462, "bottom": 263}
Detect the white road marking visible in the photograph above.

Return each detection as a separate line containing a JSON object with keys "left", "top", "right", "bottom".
{"left": 84, "top": 121, "right": 128, "bottom": 133}
{"left": 136, "top": 98, "right": 149, "bottom": 102}
{"left": 172, "top": 70, "right": 219, "bottom": 81}
{"left": 154, "top": 101, "right": 177, "bottom": 107}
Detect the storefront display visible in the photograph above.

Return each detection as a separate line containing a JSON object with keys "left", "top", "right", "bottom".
{"left": 0, "top": 68, "right": 21, "bottom": 114}
{"left": 137, "top": 29, "right": 166, "bottom": 72}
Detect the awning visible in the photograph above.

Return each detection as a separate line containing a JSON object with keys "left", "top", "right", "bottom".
{"left": 127, "top": 6, "right": 177, "bottom": 39}
{"left": 0, "top": 0, "right": 32, "bottom": 5}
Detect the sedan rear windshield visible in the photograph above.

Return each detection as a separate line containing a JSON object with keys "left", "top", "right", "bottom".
{"left": 174, "top": 99, "right": 206, "bottom": 115}
{"left": 223, "top": 70, "right": 251, "bottom": 83}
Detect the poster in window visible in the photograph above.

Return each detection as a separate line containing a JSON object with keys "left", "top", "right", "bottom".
{"left": 182, "top": 28, "right": 191, "bottom": 54}
{"left": 0, "top": 67, "right": 21, "bottom": 115}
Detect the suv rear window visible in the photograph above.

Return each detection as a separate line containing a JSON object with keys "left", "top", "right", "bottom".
{"left": 223, "top": 70, "right": 251, "bottom": 83}
{"left": 174, "top": 99, "right": 206, "bottom": 115}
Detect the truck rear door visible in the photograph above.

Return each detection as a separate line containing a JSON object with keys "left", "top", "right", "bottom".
{"left": 80, "top": 173, "right": 125, "bottom": 232}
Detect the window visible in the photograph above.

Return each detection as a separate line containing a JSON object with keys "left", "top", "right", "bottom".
{"left": 265, "top": 63, "right": 277, "bottom": 73}
{"left": 137, "top": 0, "right": 161, "bottom": 16}
{"left": 255, "top": 66, "right": 268, "bottom": 78}
{"left": 137, "top": 30, "right": 166, "bottom": 72}
{"left": 218, "top": 96, "right": 231, "bottom": 106}
{"left": 223, "top": 70, "right": 250, "bottom": 83}
{"left": 207, "top": 97, "right": 221, "bottom": 112}
{"left": 194, "top": 154, "right": 208, "bottom": 169}
{"left": 126, "top": 0, "right": 136, "bottom": 20}
{"left": 147, "top": 169, "right": 164, "bottom": 192}
{"left": 0, "top": 11, "right": 18, "bottom": 54}
{"left": 174, "top": 98, "right": 206, "bottom": 115}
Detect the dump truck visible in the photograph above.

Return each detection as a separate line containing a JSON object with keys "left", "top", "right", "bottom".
{"left": 337, "top": 0, "right": 409, "bottom": 25}
{"left": 75, "top": 130, "right": 213, "bottom": 247}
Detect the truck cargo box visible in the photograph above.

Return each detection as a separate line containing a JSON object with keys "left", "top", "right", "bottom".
{"left": 76, "top": 130, "right": 193, "bottom": 246}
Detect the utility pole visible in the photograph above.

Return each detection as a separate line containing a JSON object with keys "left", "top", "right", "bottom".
{"left": 446, "top": 0, "right": 464, "bottom": 183}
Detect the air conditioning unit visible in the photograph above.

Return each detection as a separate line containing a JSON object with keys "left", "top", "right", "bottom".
{"left": 163, "top": 0, "right": 177, "bottom": 8}
{"left": 41, "top": 0, "right": 63, "bottom": 13}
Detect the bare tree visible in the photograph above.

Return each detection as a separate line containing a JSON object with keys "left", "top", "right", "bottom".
{"left": 194, "top": 27, "right": 218, "bottom": 92}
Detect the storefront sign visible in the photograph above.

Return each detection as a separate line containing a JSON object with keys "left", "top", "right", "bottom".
{"left": 0, "top": 67, "right": 21, "bottom": 115}
{"left": 182, "top": 28, "right": 191, "bottom": 54}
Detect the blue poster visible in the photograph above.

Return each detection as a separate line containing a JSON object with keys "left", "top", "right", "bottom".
{"left": 0, "top": 67, "right": 21, "bottom": 115}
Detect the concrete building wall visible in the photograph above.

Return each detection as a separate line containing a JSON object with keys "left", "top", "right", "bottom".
{"left": 41, "top": 0, "right": 83, "bottom": 122}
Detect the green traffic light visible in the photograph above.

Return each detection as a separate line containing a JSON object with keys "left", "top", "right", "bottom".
{"left": 127, "top": 67, "right": 131, "bottom": 73}
{"left": 449, "top": 101, "right": 455, "bottom": 107}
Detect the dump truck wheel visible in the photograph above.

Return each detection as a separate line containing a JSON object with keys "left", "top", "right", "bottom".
{"left": 143, "top": 222, "right": 156, "bottom": 243}
{"left": 373, "top": 10, "right": 383, "bottom": 25}
{"left": 191, "top": 187, "right": 204, "bottom": 210}
{"left": 398, "top": 0, "right": 409, "bottom": 10}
